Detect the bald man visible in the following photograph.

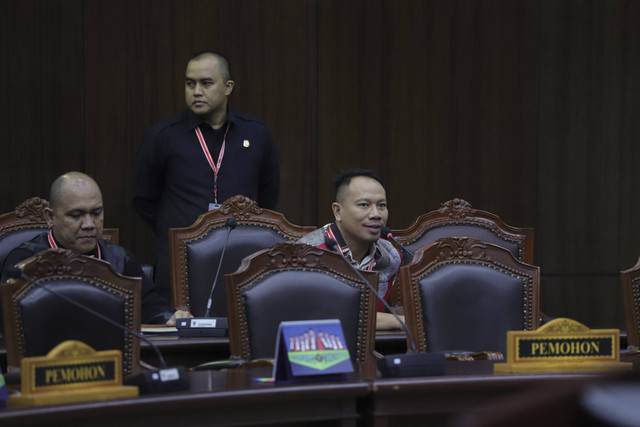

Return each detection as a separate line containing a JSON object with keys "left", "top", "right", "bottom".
{"left": 1, "top": 172, "right": 190, "bottom": 325}
{"left": 132, "top": 50, "right": 280, "bottom": 302}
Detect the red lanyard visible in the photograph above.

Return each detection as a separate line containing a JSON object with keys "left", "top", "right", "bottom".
{"left": 326, "top": 227, "right": 374, "bottom": 271}
{"left": 195, "top": 122, "right": 230, "bottom": 204}
{"left": 48, "top": 231, "right": 102, "bottom": 260}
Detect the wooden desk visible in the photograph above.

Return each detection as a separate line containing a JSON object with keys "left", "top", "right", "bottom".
{"left": 140, "top": 331, "right": 407, "bottom": 368}
{"left": 363, "top": 362, "right": 616, "bottom": 427}
{"left": 141, "top": 335, "right": 230, "bottom": 368}
{"left": 0, "top": 367, "right": 369, "bottom": 427}
{"left": 2, "top": 361, "right": 634, "bottom": 426}
{"left": 2, "top": 331, "right": 406, "bottom": 373}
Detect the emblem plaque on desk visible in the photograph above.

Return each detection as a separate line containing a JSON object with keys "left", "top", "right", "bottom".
{"left": 273, "top": 319, "right": 354, "bottom": 383}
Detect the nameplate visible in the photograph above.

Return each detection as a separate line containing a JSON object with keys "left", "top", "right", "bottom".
{"left": 495, "top": 318, "right": 632, "bottom": 374}
{"left": 9, "top": 340, "right": 138, "bottom": 408}
{"left": 273, "top": 319, "right": 354, "bottom": 383}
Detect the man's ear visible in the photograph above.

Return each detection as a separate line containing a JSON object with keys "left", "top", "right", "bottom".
{"left": 225, "top": 80, "right": 235, "bottom": 96}
{"left": 43, "top": 207, "right": 55, "bottom": 228}
{"left": 332, "top": 202, "right": 342, "bottom": 222}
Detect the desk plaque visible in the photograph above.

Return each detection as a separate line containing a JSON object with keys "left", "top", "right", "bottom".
{"left": 495, "top": 318, "right": 632, "bottom": 374}
{"left": 9, "top": 340, "right": 138, "bottom": 408}
{"left": 273, "top": 319, "right": 354, "bottom": 383}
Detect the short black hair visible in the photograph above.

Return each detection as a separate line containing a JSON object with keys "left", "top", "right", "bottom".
{"left": 188, "top": 50, "right": 232, "bottom": 81}
{"left": 334, "top": 168, "right": 385, "bottom": 201}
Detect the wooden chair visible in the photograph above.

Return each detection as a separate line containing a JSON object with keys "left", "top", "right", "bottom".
{"left": 1, "top": 249, "right": 141, "bottom": 377}
{"left": 169, "top": 195, "right": 315, "bottom": 317}
{"left": 400, "top": 237, "right": 540, "bottom": 356}
{"left": 620, "top": 256, "right": 640, "bottom": 348}
{"left": 388, "top": 198, "right": 534, "bottom": 306}
{"left": 392, "top": 198, "right": 534, "bottom": 264}
{"left": 225, "top": 242, "right": 378, "bottom": 379}
{"left": 0, "top": 197, "right": 51, "bottom": 271}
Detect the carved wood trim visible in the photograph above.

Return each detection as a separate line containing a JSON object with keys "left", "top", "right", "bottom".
{"left": 391, "top": 198, "right": 535, "bottom": 265}
{"left": 621, "top": 256, "right": 640, "bottom": 347}
{"left": 14, "top": 197, "right": 49, "bottom": 221}
{"left": 0, "top": 197, "right": 49, "bottom": 235}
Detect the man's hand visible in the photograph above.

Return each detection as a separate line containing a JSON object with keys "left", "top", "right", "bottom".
{"left": 165, "top": 310, "right": 193, "bottom": 326}
{"left": 376, "top": 312, "right": 404, "bottom": 331}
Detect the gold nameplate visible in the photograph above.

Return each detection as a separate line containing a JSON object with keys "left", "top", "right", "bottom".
{"left": 494, "top": 318, "right": 632, "bottom": 374}
{"left": 9, "top": 340, "right": 138, "bottom": 408}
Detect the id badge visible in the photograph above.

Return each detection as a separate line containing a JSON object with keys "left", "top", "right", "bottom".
{"left": 208, "top": 203, "right": 221, "bottom": 211}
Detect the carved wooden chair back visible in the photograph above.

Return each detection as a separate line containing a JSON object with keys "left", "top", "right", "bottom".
{"left": 621, "top": 257, "right": 640, "bottom": 348}
{"left": 169, "top": 195, "right": 315, "bottom": 317}
{"left": 392, "top": 198, "right": 534, "bottom": 264}
{"left": 225, "top": 242, "right": 378, "bottom": 379}
{"left": 1, "top": 249, "right": 141, "bottom": 376}
{"left": 400, "top": 237, "right": 540, "bottom": 356}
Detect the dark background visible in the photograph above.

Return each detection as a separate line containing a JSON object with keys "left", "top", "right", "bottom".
{"left": 2, "top": 0, "right": 638, "bottom": 329}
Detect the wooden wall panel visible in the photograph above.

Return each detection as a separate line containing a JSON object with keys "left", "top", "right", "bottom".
{"left": 537, "top": 0, "right": 640, "bottom": 327}
{"left": 317, "top": 0, "right": 538, "bottom": 231}
{"left": 0, "top": 0, "right": 84, "bottom": 205}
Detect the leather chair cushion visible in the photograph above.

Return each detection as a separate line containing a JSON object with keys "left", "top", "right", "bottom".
{"left": 242, "top": 270, "right": 363, "bottom": 362}
{"left": 19, "top": 280, "right": 128, "bottom": 357}
{"left": 419, "top": 263, "right": 525, "bottom": 355}
{"left": 141, "top": 264, "right": 154, "bottom": 284}
{"left": 0, "top": 228, "right": 47, "bottom": 273}
{"left": 186, "top": 226, "right": 288, "bottom": 317}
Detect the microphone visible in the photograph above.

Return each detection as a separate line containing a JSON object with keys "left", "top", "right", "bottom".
{"left": 323, "top": 236, "right": 444, "bottom": 377}
{"left": 381, "top": 226, "right": 414, "bottom": 263}
{"left": 6, "top": 266, "right": 190, "bottom": 394}
{"left": 176, "top": 217, "right": 236, "bottom": 337}
{"left": 205, "top": 217, "right": 236, "bottom": 316}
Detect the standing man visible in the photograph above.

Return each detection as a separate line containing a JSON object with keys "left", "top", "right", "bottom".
{"left": 299, "top": 168, "right": 403, "bottom": 330}
{"left": 132, "top": 51, "right": 280, "bottom": 300}
{"left": 1, "top": 172, "right": 190, "bottom": 325}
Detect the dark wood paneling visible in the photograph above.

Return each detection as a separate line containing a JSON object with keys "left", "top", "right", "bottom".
{"left": 537, "top": 0, "right": 640, "bottom": 328}
{"left": 541, "top": 275, "right": 624, "bottom": 329}
{"left": 317, "top": 0, "right": 538, "bottom": 230}
{"left": 0, "top": 0, "right": 84, "bottom": 204}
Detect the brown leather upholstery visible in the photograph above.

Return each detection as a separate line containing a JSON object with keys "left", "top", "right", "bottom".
{"left": 400, "top": 237, "right": 540, "bottom": 356}
{"left": 1, "top": 249, "right": 141, "bottom": 376}
{"left": 225, "top": 242, "right": 378, "bottom": 379}
{"left": 392, "top": 198, "right": 534, "bottom": 264}
{"left": 620, "top": 257, "right": 640, "bottom": 348}
{"left": 169, "top": 195, "right": 315, "bottom": 317}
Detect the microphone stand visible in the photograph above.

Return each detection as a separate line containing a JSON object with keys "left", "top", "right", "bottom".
{"left": 7, "top": 267, "right": 190, "bottom": 393}
{"left": 176, "top": 217, "right": 236, "bottom": 337}
{"left": 205, "top": 217, "right": 236, "bottom": 317}
{"left": 324, "top": 236, "right": 444, "bottom": 377}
